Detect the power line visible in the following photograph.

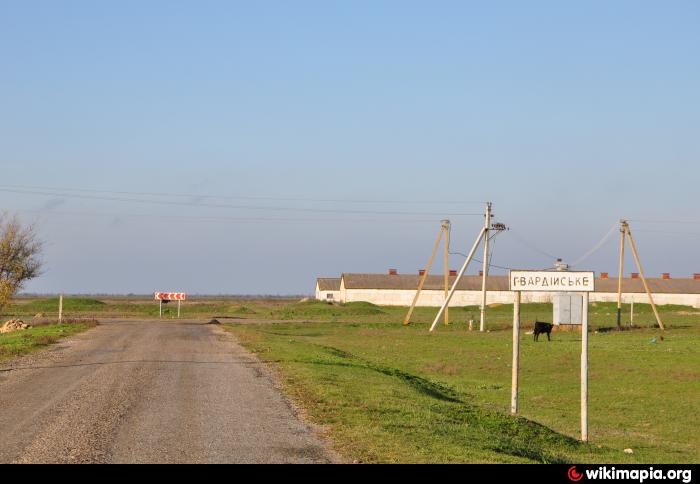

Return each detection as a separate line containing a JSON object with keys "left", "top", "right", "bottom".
{"left": 508, "top": 229, "right": 559, "bottom": 261}
{"left": 626, "top": 219, "right": 700, "bottom": 225}
{"left": 447, "top": 223, "right": 512, "bottom": 271}
{"left": 633, "top": 229, "right": 700, "bottom": 236}
{"left": 569, "top": 223, "right": 617, "bottom": 267}
{"left": 449, "top": 252, "right": 513, "bottom": 271}
{"left": 0, "top": 184, "right": 488, "bottom": 206}
{"left": 0, "top": 188, "right": 483, "bottom": 217}
{"left": 13, "top": 208, "right": 449, "bottom": 224}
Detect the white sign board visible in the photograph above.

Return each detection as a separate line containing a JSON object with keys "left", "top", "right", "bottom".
{"left": 509, "top": 270, "right": 595, "bottom": 292}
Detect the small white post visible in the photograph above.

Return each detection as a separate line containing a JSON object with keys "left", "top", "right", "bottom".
{"left": 159, "top": 299, "right": 162, "bottom": 318}
{"left": 178, "top": 299, "right": 181, "bottom": 319}
{"left": 511, "top": 291, "right": 521, "bottom": 415}
{"left": 630, "top": 299, "right": 634, "bottom": 326}
{"left": 581, "top": 291, "right": 589, "bottom": 442}
{"left": 59, "top": 294, "right": 64, "bottom": 323}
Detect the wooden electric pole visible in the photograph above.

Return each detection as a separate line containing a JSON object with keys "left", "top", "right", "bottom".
{"left": 616, "top": 221, "right": 626, "bottom": 330}
{"left": 616, "top": 220, "right": 665, "bottom": 337}
{"left": 404, "top": 220, "right": 450, "bottom": 326}
{"left": 430, "top": 226, "right": 487, "bottom": 332}
{"left": 480, "top": 202, "right": 492, "bottom": 332}
{"left": 444, "top": 220, "right": 450, "bottom": 326}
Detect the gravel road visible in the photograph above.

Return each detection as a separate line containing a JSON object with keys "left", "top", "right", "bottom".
{"left": 0, "top": 320, "right": 335, "bottom": 463}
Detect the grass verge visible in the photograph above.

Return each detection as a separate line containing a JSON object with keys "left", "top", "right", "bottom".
{"left": 225, "top": 320, "right": 699, "bottom": 463}
{"left": 0, "top": 320, "right": 98, "bottom": 361}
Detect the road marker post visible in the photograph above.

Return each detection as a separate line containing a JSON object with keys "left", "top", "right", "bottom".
{"left": 155, "top": 292, "right": 186, "bottom": 319}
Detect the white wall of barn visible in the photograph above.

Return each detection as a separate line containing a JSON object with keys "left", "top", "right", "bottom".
{"left": 314, "top": 284, "right": 341, "bottom": 302}
{"left": 337, "top": 288, "right": 700, "bottom": 308}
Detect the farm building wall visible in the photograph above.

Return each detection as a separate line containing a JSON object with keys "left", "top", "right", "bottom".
{"left": 339, "top": 287, "right": 551, "bottom": 306}
{"left": 315, "top": 286, "right": 341, "bottom": 302}
{"left": 334, "top": 274, "right": 700, "bottom": 308}
{"left": 589, "top": 292, "right": 700, "bottom": 308}
{"left": 339, "top": 288, "right": 700, "bottom": 309}
{"left": 315, "top": 279, "right": 342, "bottom": 302}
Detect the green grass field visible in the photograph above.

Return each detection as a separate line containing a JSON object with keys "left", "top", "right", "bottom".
{"left": 0, "top": 321, "right": 98, "bottom": 361}
{"left": 223, "top": 301, "right": 699, "bottom": 464}
{"left": 3, "top": 296, "right": 698, "bottom": 463}
{"left": 2, "top": 296, "right": 294, "bottom": 319}
{"left": 5, "top": 296, "right": 696, "bottom": 329}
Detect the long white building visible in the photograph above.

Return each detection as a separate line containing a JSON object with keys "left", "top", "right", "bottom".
{"left": 316, "top": 272, "right": 700, "bottom": 308}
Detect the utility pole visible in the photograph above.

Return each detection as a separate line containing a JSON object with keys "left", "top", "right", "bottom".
{"left": 480, "top": 202, "right": 492, "bottom": 332}
{"left": 616, "top": 220, "right": 626, "bottom": 329}
{"left": 444, "top": 219, "right": 450, "bottom": 326}
{"left": 626, "top": 223, "right": 665, "bottom": 337}
{"left": 617, "top": 220, "right": 665, "bottom": 337}
{"left": 430, "top": 226, "right": 487, "bottom": 332}
{"left": 404, "top": 220, "right": 450, "bottom": 326}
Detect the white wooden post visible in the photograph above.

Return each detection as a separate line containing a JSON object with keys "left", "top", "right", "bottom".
{"left": 511, "top": 291, "right": 521, "bottom": 415}
{"left": 581, "top": 291, "right": 589, "bottom": 442}
{"left": 159, "top": 299, "right": 162, "bottom": 318}
{"left": 178, "top": 299, "right": 181, "bottom": 319}
{"left": 58, "top": 294, "right": 64, "bottom": 323}
{"left": 630, "top": 299, "right": 634, "bottom": 326}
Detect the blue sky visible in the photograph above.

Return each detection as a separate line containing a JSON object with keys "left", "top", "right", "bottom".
{"left": 1, "top": 1, "right": 698, "bottom": 294}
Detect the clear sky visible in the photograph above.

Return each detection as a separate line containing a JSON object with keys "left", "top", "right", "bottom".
{"left": 1, "top": 1, "right": 698, "bottom": 294}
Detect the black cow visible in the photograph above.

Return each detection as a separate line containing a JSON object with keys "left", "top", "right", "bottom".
{"left": 533, "top": 321, "right": 553, "bottom": 342}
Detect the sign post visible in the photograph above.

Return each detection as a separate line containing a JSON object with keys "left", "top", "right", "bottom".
{"left": 154, "top": 292, "right": 187, "bottom": 319}
{"left": 511, "top": 291, "right": 521, "bottom": 415}
{"left": 581, "top": 291, "right": 589, "bottom": 442}
{"left": 508, "top": 270, "right": 594, "bottom": 442}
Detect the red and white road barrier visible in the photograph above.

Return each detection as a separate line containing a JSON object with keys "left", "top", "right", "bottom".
{"left": 154, "top": 292, "right": 187, "bottom": 301}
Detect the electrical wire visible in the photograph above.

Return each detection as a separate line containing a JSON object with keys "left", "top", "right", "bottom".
{"left": 508, "top": 228, "right": 559, "bottom": 261}
{"left": 632, "top": 229, "right": 700, "bottom": 236}
{"left": 0, "top": 184, "right": 488, "bottom": 206}
{"left": 569, "top": 223, "right": 618, "bottom": 267}
{"left": 447, "top": 223, "right": 512, "bottom": 271}
{"left": 0, "top": 188, "right": 483, "bottom": 217}
{"left": 626, "top": 219, "right": 700, "bottom": 225}
{"left": 12, "top": 208, "right": 449, "bottom": 225}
